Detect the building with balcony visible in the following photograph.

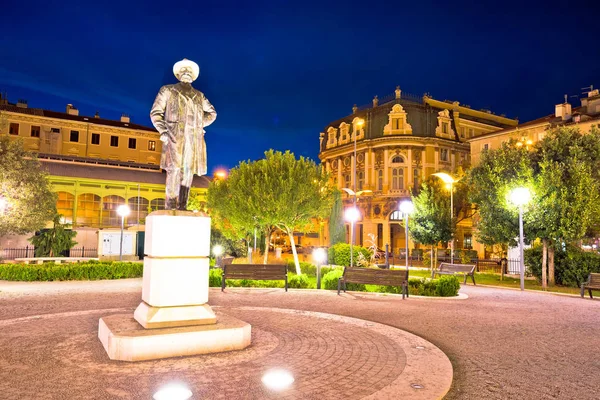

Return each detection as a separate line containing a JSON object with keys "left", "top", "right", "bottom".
{"left": 319, "top": 86, "right": 517, "bottom": 255}
{"left": 0, "top": 94, "right": 209, "bottom": 250}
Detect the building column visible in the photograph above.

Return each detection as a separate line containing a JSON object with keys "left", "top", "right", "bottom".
{"left": 337, "top": 159, "right": 342, "bottom": 188}
{"left": 364, "top": 149, "right": 370, "bottom": 189}
{"left": 407, "top": 147, "right": 413, "bottom": 189}
{"left": 382, "top": 221, "right": 391, "bottom": 249}
{"left": 383, "top": 148, "right": 389, "bottom": 190}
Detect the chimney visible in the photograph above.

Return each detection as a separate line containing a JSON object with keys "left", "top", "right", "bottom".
{"left": 120, "top": 114, "right": 130, "bottom": 123}
{"left": 555, "top": 96, "right": 572, "bottom": 121}
{"left": 94, "top": 111, "right": 100, "bottom": 119}
{"left": 373, "top": 95, "right": 378, "bottom": 107}
{"left": 16, "top": 99, "right": 28, "bottom": 108}
{"left": 395, "top": 86, "right": 401, "bottom": 99}
{"left": 66, "top": 104, "right": 79, "bottom": 116}
{"left": 352, "top": 104, "right": 358, "bottom": 114}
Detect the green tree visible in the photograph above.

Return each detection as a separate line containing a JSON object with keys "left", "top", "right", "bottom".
{"left": 328, "top": 189, "right": 346, "bottom": 246}
{"left": 466, "top": 140, "right": 534, "bottom": 252}
{"left": 0, "top": 137, "right": 56, "bottom": 237}
{"left": 207, "top": 150, "right": 333, "bottom": 274}
{"left": 28, "top": 214, "right": 77, "bottom": 257}
{"left": 409, "top": 178, "right": 453, "bottom": 270}
{"left": 528, "top": 127, "right": 600, "bottom": 286}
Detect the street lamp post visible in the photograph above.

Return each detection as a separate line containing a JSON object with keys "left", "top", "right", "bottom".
{"left": 117, "top": 204, "right": 131, "bottom": 261}
{"left": 344, "top": 207, "right": 360, "bottom": 267}
{"left": 399, "top": 200, "right": 414, "bottom": 270}
{"left": 510, "top": 187, "right": 531, "bottom": 291}
{"left": 433, "top": 172, "right": 458, "bottom": 264}
{"left": 312, "top": 247, "right": 327, "bottom": 289}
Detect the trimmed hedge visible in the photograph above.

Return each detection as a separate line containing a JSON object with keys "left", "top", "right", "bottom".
{"left": 525, "top": 245, "right": 600, "bottom": 287}
{"left": 0, "top": 261, "right": 143, "bottom": 281}
{"left": 328, "top": 243, "right": 372, "bottom": 266}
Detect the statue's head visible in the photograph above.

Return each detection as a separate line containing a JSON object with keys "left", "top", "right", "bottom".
{"left": 173, "top": 58, "right": 199, "bottom": 83}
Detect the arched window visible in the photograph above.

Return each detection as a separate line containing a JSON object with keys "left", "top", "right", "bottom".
{"left": 76, "top": 193, "right": 101, "bottom": 227}
{"left": 128, "top": 197, "right": 150, "bottom": 225}
{"left": 150, "top": 198, "right": 165, "bottom": 211}
{"left": 391, "top": 155, "right": 404, "bottom": 164}
{"left": 389, "top": 210, "right": 403, "bottom": 221}
{"left": 102, "top": 195, "right": 126, "bottom": 226}
{"left": 392, "top": 168, "right": 404, "bottom": 190}
{"left": 56, "top": 192, "right": 74, "bottom": 224}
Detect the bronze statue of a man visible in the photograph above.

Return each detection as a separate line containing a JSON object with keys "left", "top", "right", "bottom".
{"left": 150, "top": 58, "right": 217, "bottom": 210}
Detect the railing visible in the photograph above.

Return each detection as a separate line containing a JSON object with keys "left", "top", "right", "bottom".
{"left": 356, "top": 91, "right": 425, "bottom": 111}
{"left": 0, "top": 247, "right": 98, "bottom": 260}
{"left": 381, "top": 253, "right": 522, "bottom": 275}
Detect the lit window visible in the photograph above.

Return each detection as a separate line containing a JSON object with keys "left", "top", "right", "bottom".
{"left": 9, "top": 123, "right": 19, "bottom": 135}
{"left": 440, "top": 149, "right": 449, "bottom": 162}
{"left": 463, "top": 234, "right": 472, "bottom": 249}
{"left": 148, "top": 140, "right": 156, "bottom": 151}
{"left": 128, "top": 138, "right": 136, "bottom": 149}
{"left": 392, "top": 168, "right": 404, "bottom": 190}
{"left": 30, "top": 126, "right": 40, "bottom": 138}
{"left": 91, "top": 133, "right": 100, "bottom": 145}
{"left": 70, "top": 130, "right": 79, "bottom": 142}
{"left": 110, "top": 136, "right": 119, "bottom": 147}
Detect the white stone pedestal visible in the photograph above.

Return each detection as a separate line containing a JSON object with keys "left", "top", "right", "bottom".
{"left": 98, "top": 210, "right": 251, "bottom": 361}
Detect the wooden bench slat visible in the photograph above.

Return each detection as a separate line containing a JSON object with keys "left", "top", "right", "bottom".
{"left": 433, "top": 263, "right": 476, "bottom": 285}
{"left": 581, "top": 273, "right": 600, "bottom": 299}
{"left": 222, "top": 264, "right": 288, "bottom": 292}
{"left": 338, "top": 267, "right": 409, "bottom": 299}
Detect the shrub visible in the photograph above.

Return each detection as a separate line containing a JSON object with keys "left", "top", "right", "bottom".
{"left": 288, "top": 274, "right": 311, "bottom": 289}
{"left": 525, "top": 244, "right": 600, "bottom": 287}
{"left": 209, "top": 268, "right": 222, "bottom": 287}
{"left": 435, "top": 275, "right": 461, "bottom": 297}
{"left": 286, "top": 260, "right": 317, "bottom": 275}
{"left": 0, "top": 261, "right": 143, "bottom": 281}
{"left": 327, "top": 243, "right": 372, "bottom": 267}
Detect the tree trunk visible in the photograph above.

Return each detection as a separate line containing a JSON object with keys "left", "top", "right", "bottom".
{"left": 541, "top": 239, "right": 548, "bottom": 290}
{"left": 263, "top": 230, "right": 270, "bottom": 265}
{"left": 548, "top": 244, "right": 555, "bottom": 285}
{"left": 431, "top": 246, "right": 435, "bottom": 271}
{"left": 286, "top": 227, "right": 302, "bottom": 275}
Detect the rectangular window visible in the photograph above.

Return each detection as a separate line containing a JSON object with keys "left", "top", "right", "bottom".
{"left": 463, "top": 234, "right": 473, "bottom": 249}
{"left": 357, "top": 171, "right": 364, "bottom": 191}
{"left": 483, "top": 143, "right": 489, "bottom": 151}
{"left": 110, "top": 136, "right": 119, "bottom": 147}
{"left": 393, "top": 119, "right": 400, "bottom": 130}
{"left": 148, "top": 140, "right": 156, "bottom": 151}
{"left": 30, "top": 126, "right": 40, "bottom": 138}
{"left": 440, "top": 149, "right": 449, "bottom": 162}
{"left": 344, "top": 174, "right": 351, "bottom": 188}
{"left": 70, "top": 130, "right": 79, "bottom": 142}
{"left": 128, "top": 138, "right": 136, "bottom": 149}
{"left": 442, "top": 122, "right": 448, "bottom": 134}
{"left": 51, "top": 127, "right": 60, "bottom": 133}
{"left": 469, "top": 128, "right": 474, "bottom": 138}
{"left": 91, "top": 133, "right": 100, "bottom": 145}
{"left": 377, "top": 170, "right": 383, "bottom": 191}
{"left": 460, "top": 127, "right": 466, "bottom": 138}
{"left": 413, "top": 168, "right": 420, "bottom": 189}
{"left": 9, "top": 123, "right": 19, "bottom": 135}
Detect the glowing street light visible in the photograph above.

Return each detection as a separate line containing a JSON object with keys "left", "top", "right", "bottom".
{"left": 213, "top": 244, "right": 224, "bottom": 267}
{"left": 433, "top": 172, "right": 458, "bottom": 264}
{"left": 312, "top": 247, "right": 327, "bottom": 289}
{"left": 345, "top": 207, "right": 360, "bottom": 267}
{"left": 214, "top": 169, "right": 228, "bottom": 180}
{"left": 117, "top": 204, "right": 130, "bottom": 261}
{"left": 399, "top": 200, "right": 414, "bottom": 269}
{"left": 510, "top": 187, "right": 531, "bottom": 291}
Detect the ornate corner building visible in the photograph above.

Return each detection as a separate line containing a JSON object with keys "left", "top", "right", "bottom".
{"left": 318, "top": 87, "right": 517, "bottom": 255}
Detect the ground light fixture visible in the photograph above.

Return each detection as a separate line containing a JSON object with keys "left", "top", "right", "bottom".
{"left": 153, "top": 383, "right": 193, "bottom": 400}
{"left": 312, "top": 247, "right": 327, "bottom": 289}
{"left": 262, "top": 369, "right": 295, "bottom": 391}
{"left": 117, "top": 204, "right": 131, "bottom": 261}
{"left": 213, "top": 244, "right": 224, "bottom": 267}
{"left": 344, "top": 207, "right": 361, "bottom": 267}
{"left": 509, "top": 187, "right": 531, "bottom": 291}
{"left": 399, "top": 200, "right": 414, "bottom": 269}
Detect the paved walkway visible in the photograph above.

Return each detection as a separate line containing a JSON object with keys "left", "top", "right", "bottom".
{"left": 0, "top": 280, "right": 598, "bottom": 399}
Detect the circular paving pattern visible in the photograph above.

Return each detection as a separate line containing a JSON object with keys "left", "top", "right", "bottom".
{"left": 0, "top": 306, "right": 452, "bottom": 399}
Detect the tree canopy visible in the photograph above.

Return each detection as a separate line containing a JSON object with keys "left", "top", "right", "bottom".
{"left": 0, "top": 137, "right": 56, "bottom": 237}
{"left": 207, "top": 150, "right": 333, "bottom": 273}
{"left": 409, "top": 177, "right": 453, "bottom": 249}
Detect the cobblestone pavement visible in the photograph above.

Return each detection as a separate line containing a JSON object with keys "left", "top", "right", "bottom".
{"left": 0, "top": 280, "right": 599, "bottom": 399}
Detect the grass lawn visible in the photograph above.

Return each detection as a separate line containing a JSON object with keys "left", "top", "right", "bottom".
{"left": 400, "top": 267, "right": 584, "bottom": 296}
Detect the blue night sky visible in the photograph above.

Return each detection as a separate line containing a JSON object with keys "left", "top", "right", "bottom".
{"left": 1, "top": 0, "right": 598, "bottom": 174}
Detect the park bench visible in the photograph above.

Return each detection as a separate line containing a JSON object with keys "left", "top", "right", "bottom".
{"left": 337, "top": 267, "right": 409, "bottom": 299}
{"left": 580, "top": 273, "right": 600, "bottom": 299}
{"left": 432, "top": 262, "right": 476, "bottom": 285}
{"left": 219, "top": 256, "right": 234, "bottom": 268}
{"left": 14, "top": 257, "right": 99, "bottom": 265}
{"left": 221, "top": 263, "right": 288, "bottom": 292}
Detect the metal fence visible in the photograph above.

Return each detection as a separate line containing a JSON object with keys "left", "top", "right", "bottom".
{"left": 0, "top": 247, "right": 98, "bottom": 260}
{"left": 381, "top": 253, "right": 522, "bottom": 275}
